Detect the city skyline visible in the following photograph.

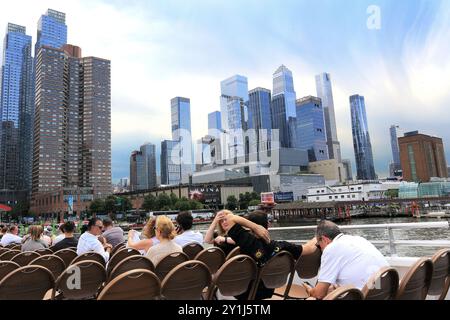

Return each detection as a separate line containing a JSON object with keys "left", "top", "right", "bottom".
{"left": 1, "top": 0, "right": 449, "bottom": 182}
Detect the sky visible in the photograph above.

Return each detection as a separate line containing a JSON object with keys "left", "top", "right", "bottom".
{"left": 1, "top": 0, "right": 449, "bottom": 182}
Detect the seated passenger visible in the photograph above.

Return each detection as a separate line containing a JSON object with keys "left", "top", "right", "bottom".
{"left": 50, "top": 221, "right": 78, "bottom": 252}
{"left": 174, "top": 212, "right": 204, "bottom": 247}
{"left": 204, "top": 210, "right": 237, "bottom": 256}
{"left": 146, "top": 216, "right": 183, "bottom": 266}
{"left": 52, "top": 224, "right": 66, "bottom": 246}
{"left": 42, "top": 226, "right": 53, "bottom": 247}
{"left": 77, "top": 218, "right": 112, "bottom": 262}
{"left": 220, "top": 210, "right": 318, "bottom": 300}
{"left": 0, "top": 225, "right": 23, "bottom": 246}
{"left": 102, "top": 218, "right": 125, "bottom": 248}
{"left": 128, "top": 217, "right": 159, "bottom": 254}
{"left": 22, "top": 225, "right": 48, "bottom": 252}
{"left": 305, "top": 220, "right": 389, "bottom": 300}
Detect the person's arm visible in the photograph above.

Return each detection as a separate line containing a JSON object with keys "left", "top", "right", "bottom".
{"left": 127, "top": 230, "right": 153, "bottom": 252}
{"left": 301, "top": 237, "right": 319, "bottom": 256}
{"left": 226, "top": 214, "right": 270, "bottom": 243}
{"left": 204, "top": 214, "right": 221, "bottom": 244}
{"left": 93, "top": 237, "right": 110, "bottom": 262}
{"left": 306, "top": 282, "right": 332, "bottom": 300}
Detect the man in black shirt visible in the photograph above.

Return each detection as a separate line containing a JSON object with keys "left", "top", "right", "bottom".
{"left": 219, "top": 210, "right": 318, "bottom": 300}
{"left": 50, "top": 221, "right": 78, "bottom": 252}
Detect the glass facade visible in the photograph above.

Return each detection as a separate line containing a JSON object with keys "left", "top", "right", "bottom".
{"left": 316, "top": 73, "right": 341, "bottom": 161}
{"left": 0, "top": 23, "right": 33, "bottom": 191}
{"left": 161, "top": 140, "right": 181, "bottom": 186}
{"left": 350, "top": 95, "right": 377, "bottom": 180}
{"left": 271, "top": 94, "right": 290, "bottom": 148}
{"left": 35, "top": 9, "right": 67, "bottom": 52}
{"left": 131, "top": 143, "right": 157, "bottom": 191}
{"left": 296, "top": 96, "right": 329, "bottom": 162}
{"left": 171, "top": 97, "right": 193, "bottom": 183}
{"left": 208, "top": 111, "right": 222, "bottom": 137}
{"left": 273, "top": 65, "right": 297, "bottom": 148}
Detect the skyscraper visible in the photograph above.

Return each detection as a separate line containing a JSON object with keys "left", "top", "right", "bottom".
{"left": 208, "top": 111, "right": 222, "bottom": 137}
{"left": 350, "top": 95, "right": 377, "bottom": 180}
{"left": 32, "top": 44, "right": 111, "bottom": 200}
{"left": 161, "top": 140, "right": 181, "bottom": 186}
{"left": 0, "top": 23, "right": 33, "bottom": 193}
{"left": 316, "top": 73, "right": 342, "bottom": 161}
{"left": 273, "top": 65, "right": 297, "bottom": 148}
{"left": 271, "top": 94, "right": 290, "bottom": 148}
{"left": 389, "top": 125, "right": 402, "bottom": 177}
{"left": 35, "top": 9, "right": 67, "bottom": 53}
{"left": 296, "top": 96, "right": 329, "bottom": 162}
{"left": 248, "top": 88, "right": 272, "bottom": 157}
{"left": 130, "top": 143, "right": 157, "bottom": 191}
{"left": 171, "top": 97, "right": 193, "bottom": 183}
{"left": 399, "top": 131, "right": 448, "bottom": 182}
{"left": 220, "top": 75, "right": 248, "bottom": 160}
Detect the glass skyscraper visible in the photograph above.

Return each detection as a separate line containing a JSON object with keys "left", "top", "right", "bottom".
{"left": 161, "top": 140, "right": 181, "bottom": 186}
{"left": 171, "top": 97, "right": 193, "bottom": 183}
{"left": 389, "top": 125, "right": 402, "bottom": 176}
{"left": 316, "top": 73, "right": 342, "bottom": 161}
{"left": 35, "top": 9, "right": 67, "bottom": 53}
{"left": 271, "top": 94, "right": 289, "bottom": 148}
{"left": 208, "top": 111, "right": 222, "bottom": 137}
{"left": 0, "top": 23, "right": 33, "bottom": 192}
{"left": 248, "top": 88, "right": 272, "bottom": 156}
{"left": 220, "top": 75, "right": 248, "bottom": 160}
{"left": 130, "top": 143, "right": 157, "bottom": 191}
{"left": 350, "top": 95, "right": 377, "bottom": 180}
{"left": 273, "top": 65, "right": 297, "bottom": 148}
{"left": 296, "top": 96, "right": 329, "bottom": 162}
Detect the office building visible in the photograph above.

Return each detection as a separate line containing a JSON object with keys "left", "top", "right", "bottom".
{"left": 161, "top": 140, "right": 181, "bottom": 186}
{"left": 130, "top": 143, "right": 157, "bottom": 191}
{"left": 350, "top": 95, "right": 377, "bottom": 180}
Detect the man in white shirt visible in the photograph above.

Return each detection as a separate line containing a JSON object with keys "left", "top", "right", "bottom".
{"left": 77, "top": 218, "right": 112, "bottom": 262}
{"left": 0, "top": 225, "right": 22, "bottom": 246}
{"left": 307, "top": 220, "right": 389, "bottom": 299}
{"left": 174, "top": 212, "right": 204, "bottom": 247}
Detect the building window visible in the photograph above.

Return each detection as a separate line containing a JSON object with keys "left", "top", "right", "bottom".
{"left": 408, "top": 144, "right": 418, "bottom": 182}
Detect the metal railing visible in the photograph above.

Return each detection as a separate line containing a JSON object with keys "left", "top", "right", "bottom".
{"left": 199, "top": 221, "right": 450, "bottom": 257}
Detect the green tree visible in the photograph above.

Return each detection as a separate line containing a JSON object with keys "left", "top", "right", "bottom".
{"left": 142, "top": 194, "right": 157, "bottom": 211}
{"left": 170, "top": 193, "right": 179, "bottom": 206}
{"left": 226, "top": 195, "right": 238, "bottom": 211}
{"left": 104, "top": 196, "right": 117, "bottom": 214}
{"left": 89, "top": 199, "right": 105, "bottom": 215}
{"left": 189, "top": 200, "right": 204, "bottom": 210}
{"left": 251, "top": 192, "right": 260, "bottom": 201}
{"left": 385, "top": 189, "right": 399, "bottom": 199}
{"left": 249, "top": 199, "right": 260, "bottom": 207}
{"left": 175, "top": 200, "right": 191, "bottom": 211}
{"left": 119, "top": 197, "right": 133, "bottom": 212}
{"left": 156, "top": 194, "right": 172, "bottom": 210}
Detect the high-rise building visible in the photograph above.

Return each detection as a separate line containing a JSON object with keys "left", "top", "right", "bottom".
{"left": 342, "top": 159, "right": 354, "bottom": 181}
{"left": 32, "top": 44, "right": 111, "bottom": 201}
{"left": 171, "top": 97, "right": 193, "bottom": 183}
{"left": 35, "top": 9, "right": 67, "bottom": 53}
{"left": 296, "top": 96, "right": 329, "bottom": 162}
{"left": 220, "top": 75, "right": 248, "bottom": 160}
{"left": 208, "top": 111, "right": 222, "bottom": 137}
{"left": 0, "top": 23, "right": 33, "bottom": 194}
{"left": 399, "top": 131, "right": 448, "bottom": 182}
{"left": 161, "top": 140, "right": 181, "bottom": 186}
{"left": 273, "top": 65, "right": 297, "bottom": 148}
{"left": 130, "top": 143, "right": 157, "bottom": 191}
{"left": 271, "top": 94, "right": 290, "bottom": 148}
{"left": 248, "top": 88, "right": 272, "bottom": 156}
{"left": 350, "top": 95, "right": 377, "bottom": 180}
{"left": 316, "top": 73, "right": 342, "bottom": 161}
{"left": 389, "top": 125, "right": 402, "bottom": 177}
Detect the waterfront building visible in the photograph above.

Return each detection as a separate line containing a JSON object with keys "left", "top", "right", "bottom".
{"left": 350, "top": 95, "right": 377, "bottom": 180}
{"left": 31, "top": 44, "right": 111, "bottom": 207}
{"left": 296, "top": 96, "right": 329, "bottom": 162}
{"left": 130, "top": 143, "right": 157, "bottom": 191}
{"left": 316, "top": 73, "right": 342, "bottom": 161}
{"left": 399, "top": 131, "right": 448, "bottom": 182}
{"left": 248, "top": 88, "right": 272, "bottom": 157}
{"left": 171, "top": 97, "right": 193, "bottom": 183}
{"left": 0, "top": 23, "right": 33, "bottom": 195}
{"left": 308, "top": 159, "right": 349, "bottom": 184}
{"left": 273, "top": 65, "right": 297, "bottom": 148}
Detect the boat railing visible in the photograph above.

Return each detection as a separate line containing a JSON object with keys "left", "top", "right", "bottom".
{"left": 198, "top": 221, "right": 450, "bottom": 257}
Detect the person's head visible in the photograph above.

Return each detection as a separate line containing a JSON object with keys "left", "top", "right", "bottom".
{"left": 0, "top": 225, "right": 4, "bottom": 234}
{"left": 8, "top": 225, "right": 18, "bottom": 235}
{"left": 247, "top": 211, "right": 269, "bottom": 230}
{"left": 58, "top": 224, "right": 65, "bottom": 234}
{"left": 28, "top": 225, "right": 44, "bottom": 241}
{"left": 216, "top": 210, "right": 233, "bottom": 235}
{"left": 87, "top": 218, "right": 104, "bottom": 236}
{"left": 176, "top": 211, "right": 193, "bottom": 233}
{"left": 80, "top": 224, "right": 88, "bottom": 235}
{"left": 142, "top": 217, "right": 157, "bottom": 239}
{"left": 103, "top": 218, "right": 114, "bottom": 231}
{"left": 155, "top": 216, "right": 176, "bottom": 241}
{"left": 63, "top": 221, "right": 76, "bottom": 235}
{"left": 315, "top": 220, "right": 342, "bottom": 251}
{"left": 44, "top": 226, "right": 52, "bottom": 236}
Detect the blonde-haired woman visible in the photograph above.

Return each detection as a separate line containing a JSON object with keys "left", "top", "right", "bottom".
{"left": 22, "top": 225, "right": 48, "bottom": 252}
{"left": 127, "top": 217, "right": 160, "bottom": 254}
{"left": 205, "top": 210, "right": 237, "bottom": 256}
{"left": 146, "top": 216, "right": 183, "bottom": 266}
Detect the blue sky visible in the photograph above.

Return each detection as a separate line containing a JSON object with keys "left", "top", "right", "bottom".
{"left": 1, "top": 0, "right": 449, "bottom": 182}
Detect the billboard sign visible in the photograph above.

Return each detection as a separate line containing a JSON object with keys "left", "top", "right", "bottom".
{"left": 188, "top": 185, "right": 221, "bottom": 205}
{"left": 274, "top": 192, "right": 294, "bottom": 203}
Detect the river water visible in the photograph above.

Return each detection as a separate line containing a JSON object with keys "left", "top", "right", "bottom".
{"left": 269, "top": 217, "right": 450, "bottom": 258}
